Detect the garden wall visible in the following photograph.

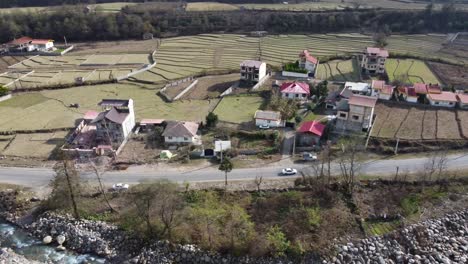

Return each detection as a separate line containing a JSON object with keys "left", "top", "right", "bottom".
{"left": 282, "top": 71, "right": 309, "bottom": 78}
{"left": 0, "top": 94, "right": 12, "bottom": 102}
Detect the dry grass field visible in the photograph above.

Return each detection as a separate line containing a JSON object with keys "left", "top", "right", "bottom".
{"left": 371, "top": 103, "right": 466, "bottom": 141}
{"left": 182, "top": 74, "right": 239, "bottom": 100}
{"left": 0, "top": 132, "right": 67, "bottom": 158}
{"left": 316, "top": 59, "right": 360, "bottom": 81}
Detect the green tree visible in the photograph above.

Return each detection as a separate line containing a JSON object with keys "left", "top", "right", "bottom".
{"left": 0, "top": 86, "right": 9, "bottom": 97}
{"left": 219, "top": 157, "right": 233, "bottom": 190}
{"left": 205, "top": 112, "right": 219, "bottom": 128}
{"left": 266, "top": 225, "right": 290, "bottom": 257}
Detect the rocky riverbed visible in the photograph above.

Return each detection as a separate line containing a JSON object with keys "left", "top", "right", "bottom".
{"left": 326, "top": 209, "right": 468, "bottom": 264}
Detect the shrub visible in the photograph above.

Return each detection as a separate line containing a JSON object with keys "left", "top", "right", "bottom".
{"left": 400, "top": 194, "right": 420, "bottom": 216}
{"left": 305, "top": 207, "right": 321, "bottom": 228}
{"left": 283, "top": 61, "right": 308, "bottom": 74}
{"left": 266, "top": 225, "right": 290, "bottom": 257}
{"left": 0, "top": 86, "right": 9, "bottom": 97}
{"left": 206, "top": 112, "right": 219, "bottom": 128}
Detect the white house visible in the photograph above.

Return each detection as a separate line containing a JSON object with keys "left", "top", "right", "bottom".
{"left": 280, "top": 82, "right": 310, "bottom": 100}
{"left": 427, "top": 92, "right": 458, "bottom": 108}
{"left": 345, "top": 82, "right": 371, "bottom": 96}
{"left": 5, "top": 36, "right": 55, "bottom": 52}
{"left": 371, "top": 80, "right": 394, "bottom": 100}
{"left": 254, "top": 110, "right": 283, "bottom": 127}
{"left": 240, "top": 60, "right": 266, "bottom": 83}
{"left": 398, "top": 86, "right": 418, "bottom": 103}
{"left": 457, "top": 93, "right": 468, "bottom": 109}
{"left": 162, "top": 121, "right": 201, "bottom": 145}
{"left": 298, "top": 50, "right": 318, "bottom": 73}
{"left": 91, "top": 99, "right": 136, "bottom": 144}
{"left": 361, "top": 47, "right": 389, "bottom": 75}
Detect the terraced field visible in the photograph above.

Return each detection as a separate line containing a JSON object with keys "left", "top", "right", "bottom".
{"left": 213, "top": 94, "right": 264, "bottom": 123}
{"left": 371, "top": 103, "right": 466, "bottom": 141}
{"left": 385, "top": 59, "right": 440, "bottom": 84}
{"left": 0, "top": 83, "right": 217, "bottom": 132}
{"left": 316, "top": 59, "right": 360, "bottom": 81}
{"left": 131, "top": 33, "right": 457, "bottom": 84}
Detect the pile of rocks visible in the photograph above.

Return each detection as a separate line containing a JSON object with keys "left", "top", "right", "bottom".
{"left": 24, "top": 212, "right": 139, "bottom": 258}
{"left": 0, "top": 248, "right": 40, "bottom": 264}
{"left": 326, "top": 210, "right": 468, "bottom": 264}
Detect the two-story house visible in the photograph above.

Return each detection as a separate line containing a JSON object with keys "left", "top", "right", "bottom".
{"left": 336, "top": 94, "right": 378, "bottom": 132}
{"left": 240, "top": 60, "right": 266, "bottom": 84}
{"left": 298, "top": 50, "right": 318, "bottom": 73}
{"left": 91, "top": 99, "right": 136, "bottom": 144}
{"left": 361, "top": 47, "right": 389, "bottom": 75}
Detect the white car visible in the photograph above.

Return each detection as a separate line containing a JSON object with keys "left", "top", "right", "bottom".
{"left": 112, "top": 183, "right": 129, "bottom": 191}
{"left": 281, "top": 168, "right": 298, "bottom": 175}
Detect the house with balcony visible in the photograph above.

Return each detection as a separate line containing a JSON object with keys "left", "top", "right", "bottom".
{"left": 336, "top": 94, "right": 378, "bottom": 132}
{"left": 240, "top": 60, "right": 266, "bottom": 84}
{"left": 361, "top": 47, "right": 389, "bottom": 75}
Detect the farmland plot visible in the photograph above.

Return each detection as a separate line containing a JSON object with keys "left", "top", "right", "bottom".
{"left": 436, "top": 110, "right": 462, "bottom": 140}
{"left": 376, "top": 107, "right": 409, "bottom": 139}
{"left": 395, "top": 107, "right": 425, "bottom": 140}
{"left": 422, "top": 109, "right": 437, "bottom": 140}
{"left": 457, "top": 111, "right": 468, "bottom": 139}
{"left": 385, "top": 59, "right": 440, "bottom": 84}
{"left": 371, "top": 104, "right": 391, "bottom": 137}
{"left": 2, "top": 132, "right": 67, "bottom": 158}
{"left": 213, "top": 95, "right": 263, "bottom": 123}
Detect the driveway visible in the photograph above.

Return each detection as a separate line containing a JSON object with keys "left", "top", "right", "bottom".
{"left": 281, "top": 129, "right": 295, "bottom": 157}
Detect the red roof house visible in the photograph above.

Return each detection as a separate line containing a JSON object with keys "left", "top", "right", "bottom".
{"left": 299, "top": 50, "right": 318, "bottom": 64}
{"left": 413, "top": 83, "right": 428, "bottom": 94}
{"left": 427, "top": 84, "right": 442, "bottom": 94}
{"left": 365, "top": 47, "right": 389, "bottom": 57}
{"left": 427, "top": 92, "right": 458, "bottom": 108}
{"left": 280, "top": 82, "right": 310, "bottom": 99}
{"left": 297, "top": 120, "right": 326, "bottom": 145}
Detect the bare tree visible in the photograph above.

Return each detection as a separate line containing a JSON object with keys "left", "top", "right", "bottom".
{"left": 49, "top": 158, "right": 82, "bottom": 219}
{"left": 337, "top": 138, "right": 362, "bottom": 195}
{"left": 422, "top": 149, "right": 448, "bottom": 182}
{"left": 90, "top": 162, "right": 116, "bottom": 213}
{"left": 254, "top": 175, "right": 263, "bottom": 193}
{"left": 63, "top": 160, "right": 80, "bottom": 219}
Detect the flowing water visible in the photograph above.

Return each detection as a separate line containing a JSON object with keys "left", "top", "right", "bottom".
{"left": 0, "top": 221, "right": 106, "bottom": 263}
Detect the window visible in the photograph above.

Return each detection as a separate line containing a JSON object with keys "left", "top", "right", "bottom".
{"left": 285, "top": 93, "right": 289, "bottom": 97}
{"left": 267, "top": 120, "right": 271, "bottom": 124}
{"left": 339, "top": 113, "right": 347, "bottom": 118}
{"left": 435, "top": 102, "right": 439, "bottom": 105}
{"left": 302, "top": 94, "right": 306, "bottom": 97}
{"left": 295, "top": 94, "right": 299, "bottom": 98}
{"left": 352, "top": 115, "right": 359, "bottom": 120}
{"left": 241, "top": 73, "right": 245, "bottom": 77}
{"left": 184, "top": 137, "right": 189, "bottom": 140}
{"left": 168, "top": 136, "right": 173, "bottom": 140}
{"left": 449, "top": 102, "right": 453, "bottom": 105}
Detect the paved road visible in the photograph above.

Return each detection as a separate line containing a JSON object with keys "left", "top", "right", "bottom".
{"left": 1, "top": 152, "right": 468, "bottom": 189}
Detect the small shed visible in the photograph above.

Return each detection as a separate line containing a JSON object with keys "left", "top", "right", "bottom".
{"left": 214, "top": 140, "right": 231, "bottom": 153}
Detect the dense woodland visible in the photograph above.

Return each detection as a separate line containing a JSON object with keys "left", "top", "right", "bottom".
{"left": 0, "top": 5, "right": 466, "bottom": 43}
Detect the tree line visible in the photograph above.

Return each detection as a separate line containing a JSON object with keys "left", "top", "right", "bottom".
{"left": 0, "top": 6, "right": 466, "bottom": 43}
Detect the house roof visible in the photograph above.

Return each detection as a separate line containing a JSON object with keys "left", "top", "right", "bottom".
{"left": 7, "top": 37, "right": 33, "bottom": 45}
{"left": 140, "top": 119, "right": 165, "bottom": 125}
{"left": 91, "top": 107, "right": 129, "bottom": 125}
{"left": 381, "top": 85, "right": 395, "bottom": 95}
{"left": 413, "top": 83, "right": 427, "bottom": 94}
{"left": 340, "top": 87, "right": 353, "bottom": 99}
{"left": 428, "top": 91, "right": 458, "bottom": 102}
{"left": 98, "top": 99, "right": 130, "bottom": 107}
{"left": 427, "top": 84, "right": 442, "bottom": 94}
{"left": 398, "top": 86, "right": 417, "bottom": 97}
{"left": 348, "top": 94, "right": 378, "bottom": 108}
{"left": 344, "top": 82, "right": 370, "bottom": 93}
{"left": 254, "top": 110, "right": 281, "bottom": 121}
{"left": 298, "top": 121, "right": 326, "bottom": 137}
{"left": 240, "top": 60, "right": 264, "bottom": 68}
{"left": 371, "top": 80, "right": 385, "bottom": 90}
{"left": 457, "top": 93, "right": 468, "bottom": 104}
{"left": 365, "top": 47, "right": 389, "bottom": 57}
{"left": 280, "top": 82, "right": 310, "bottom": 94}
{"left": 31, "top": 39, "right": 53, "bottom": 44}
{"left": 299, "top": 50, "right": 318, "bottom": 64}
{"left": 83, "top": 110, "right": 100, "bottom": 120}
{"left": 162, "top": 121, "right": 199, "bottom": 138}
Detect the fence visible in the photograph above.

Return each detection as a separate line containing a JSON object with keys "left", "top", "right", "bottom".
{"left": 220, "top": 86, "right": 234, "bottom": 97}
{"left": 159, "top": 76, "right": 197, "bottom": 102}
{"left": 115, "top": 50, "right": 157, "bottom": 81}
{"left": 251, "top": 73, "right": 271, "bottom": 91}
{"left": 173, "top": 79, "right": 198, "bottom": 101}
{"left": 281, "top": 71, "right": 309, "bottom": 78}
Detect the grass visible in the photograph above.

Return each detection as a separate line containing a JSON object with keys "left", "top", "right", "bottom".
{"left": 186, "top": 2, "right": 239, "bottom": 11}
{"left": 213, "top": 94, "right": 264, "bottom": 123}
{"left": 1, "top": 132, "right": 67, "bottom": 158}
{"left": 0, "top": 83, "right": 218, "bottom": 131}
{"left": 316, "top": 59, "right": 360, "bottom": 81}
{"left": 363, "top": 220, "right": 401, "bottom": 236}
{"left": 385, "top": 58, "right": 440, "bottom": 84}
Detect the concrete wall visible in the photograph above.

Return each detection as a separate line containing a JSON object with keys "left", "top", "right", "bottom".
{"left": 281, "top": 71, "right": 309, "bottom": 78}
{"left": 0, "top": 94, "right": 12, "bottom": 102}
{"left": 255, "top": 118, "right": 282, "bottom": 127}
{"left": 173, "top": 79, "right": 199, "bottom": 101}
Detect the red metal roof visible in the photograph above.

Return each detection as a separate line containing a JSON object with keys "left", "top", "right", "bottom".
{"left": 280, "top": 82, "right": 310, "bottom": 95}
{"left": 298, "top": 121, "right": 326, "bottom": 137}
{"left": 348, "top": 94, "right": 378, "bottom": 108}
{"left": 83, "top": 110, "right": 99, "bottom": 120}
{"left": 31, "top": 39, "right": 53, "bottom": 44}
{"left": 428, "top": 91, "right": 458, "bottom": 102}
{"left": 457, "top": 93, "right": 468, "bottom": 104}
{"left": 413, "top": 83, "right": 427, "bottom": 94}
{"left": 381, "top": 85, "right": 395, "bottom": 95}
{"left": 299, "top": 50, "right": 318, "bottom": 64}
{"left": 398, "top": 86, "right": 417, "bottom": 97}
{"left": 7, "top": 37, "right": 33, "bottom": 45}
{"left": 371, "top": 80, "right": 385, "bottom": 90}
{"left": 427, "top": 84, "right": 441, "bottom": 94}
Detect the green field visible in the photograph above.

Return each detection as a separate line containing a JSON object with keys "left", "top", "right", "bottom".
{"left": 0, "top": 83, "right": 218, "bottom": 131}
{"left": 186, "top": 2, "right": 239, "bottom": 11}
{"left": 130, "top": 33, "right": 456, "bottom": 84}
{"left": 385, "top": 59, "right": 440, "bottom": 84}
{"left": 0, "top": 2, "right": 135, "bottom": 14}
{"left": 213, "top": 95, "right": 264, "bottom": 123}
{"left": 316, "top": 59, "right": 360, "bottom": 81}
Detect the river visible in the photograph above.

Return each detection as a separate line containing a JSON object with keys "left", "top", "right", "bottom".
{"left": 0, "top": 221, "right": 106, "bottom": 263}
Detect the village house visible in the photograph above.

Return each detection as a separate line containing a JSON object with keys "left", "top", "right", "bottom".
{"left": 398, "top": 86, "right": 418, "bottom": 103}
{"left": 254, "top": 110, "right": 283, "bottom": 127}
{"left": 297, "top": 120, "right": 326, "bottom": 146}
{"left": 240, "top": 60, "right": 266, "bottom": 84}
{"left": 91, "top": 99, "right": 136, "bottom": 144}
{"left": 361, "top": 47, "right": 389, "bottom": 75}
{"left": 336, "top": 94, "right": 378, "bottom": 132}
{"left": 427, "top": 92, "right": 458, "bottom": 108}
{"left": 280, "top": 82, "right": 310, "bottom": 100}
{"left": 371, "top": 80, "right": 394, "bottom": 100}
{"left": 457, "top": 93, "right": 468, "bottom": 109}
{"left": 345, "top": 82, "right": 371, "bottom": 96}
{"left": 162, "top": 121, "right": 201, "bottom": 145}
{"left": 5, "top": 37, "right": 55, "bottom": 53}
{"left": 298, "top": 50, "right": 318, "bottom": 73}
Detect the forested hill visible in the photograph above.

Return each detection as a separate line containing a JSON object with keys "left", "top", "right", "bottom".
{"left": 0, "top": 5, "right": 466, "bottom": 42}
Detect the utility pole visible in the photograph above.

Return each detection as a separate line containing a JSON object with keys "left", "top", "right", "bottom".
{"left": 394, "top": 138, "right": 400, "bottom": 155}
